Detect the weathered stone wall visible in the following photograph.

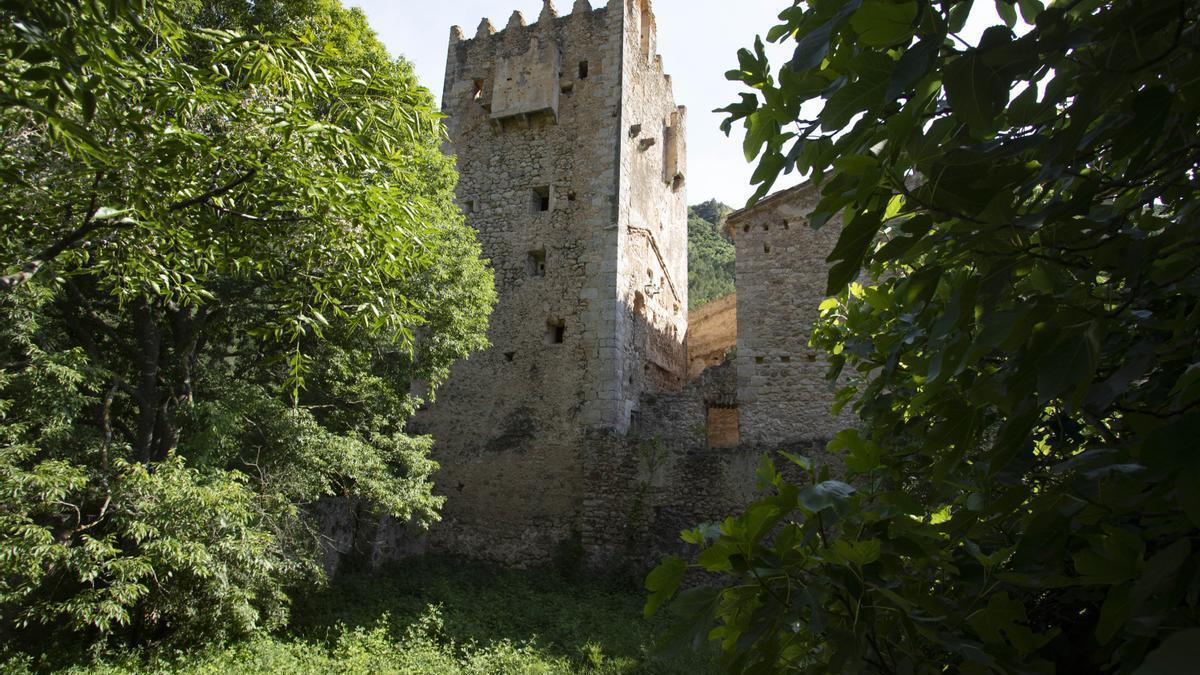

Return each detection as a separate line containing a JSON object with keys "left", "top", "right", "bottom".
{"left": 687, "top": 293, "right": 736, "bottom": 378}
{"left": 580, "top": 360, "right": 834, "bottom": 572}
{"left": 615, "top": 0, "right": 689, "bottom": 418}
{"left": 328, "top": 4, "right": 856, "bottom": 574}
{"left": 411, "top": 0, "right": 688, "bottom": 566}
{"left": 727, "top": 183, "right": 856, "bottom": 447}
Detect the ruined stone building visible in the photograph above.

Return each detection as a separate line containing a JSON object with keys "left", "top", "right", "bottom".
{"left": 332, "top": 0, "right": 852, "bottom": 570}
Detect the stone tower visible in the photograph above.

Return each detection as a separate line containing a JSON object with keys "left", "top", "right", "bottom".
{"left": 415, "top": 0, "right": 688, "bottom": 564}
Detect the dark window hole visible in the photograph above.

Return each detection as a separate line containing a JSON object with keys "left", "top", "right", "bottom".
{"left": 547, "top": 319, "right": 566, "bottom": 345}
{"left": 532, "top": 186, "right": 551, "bottom": 212}
{"left": 527, "top": 249, "right": 546, "bottom": 277}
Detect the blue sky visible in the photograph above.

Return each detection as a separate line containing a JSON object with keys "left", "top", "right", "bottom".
{"left": 349, "top": 0, "right": 1006, "bottom": 208}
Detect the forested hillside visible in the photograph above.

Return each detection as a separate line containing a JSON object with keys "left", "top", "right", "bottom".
{"left": 687, "top": 199, "right": 735, "bottom": 309}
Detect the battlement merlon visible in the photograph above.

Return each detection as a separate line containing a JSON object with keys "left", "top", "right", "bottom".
{"left": 444, "top": 0, "right": 673, "bottom": 128}
{"left": 452, "top": 0, "right": 605, "bottom": 47}
{"left": 449, "top": 0, "right": 661, "bottom": 51}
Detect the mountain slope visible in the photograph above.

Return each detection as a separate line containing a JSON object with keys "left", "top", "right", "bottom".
{"left": 687, "top": 200, "right": 735, "bottom": 309}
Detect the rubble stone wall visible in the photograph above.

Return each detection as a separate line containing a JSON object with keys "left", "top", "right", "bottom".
{"left": 728, "top": 183, "right": 856, "bottom": 447}
{"left": 687, "top": 293, "right": 736, "bottom": 378}
{"left": 327, "top": 3, "right": 856, "bottom": 574}
{"left": 411, "top": 0, "right": 688, "bottom": 566}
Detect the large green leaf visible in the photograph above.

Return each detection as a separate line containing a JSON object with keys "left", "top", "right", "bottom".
{"left": 850, "top": 1, "right": 919, "bottom": 47}
{"left": 825, "top": 210, "right": 883, "bottom": 294}
{"left": 943, "top": 52, "right": 1010, "bottom": 135}
{"left": 790, "top": 0, "right": 862, "bottom": 72}
{"left": 1135, "top": 629, "right": 1200, "bottom": 675}
{"left": 798, "top": 481, "right": 856, "bottom": 512}
{"left": 644, "top": 556, "right": 687, "bottom": 618}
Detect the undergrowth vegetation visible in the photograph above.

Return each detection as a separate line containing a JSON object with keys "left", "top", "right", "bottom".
{"left": 3, "top": 559, "right": 717, "bottom": 674}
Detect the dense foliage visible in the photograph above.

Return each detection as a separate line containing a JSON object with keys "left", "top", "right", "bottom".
{"left": 2, "top": 560, "right": 717, "bottom": 674}
{"left": 688, "top": 200, "right": 736, "bottom": 309}
{"left": 650, "top": 0, "right": 1200, "bottom": 672}
{"left": 0, "top": 0, "right": 493, "bottom": 650}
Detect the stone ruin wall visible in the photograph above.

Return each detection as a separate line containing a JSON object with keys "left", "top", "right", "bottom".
{"left": 410, "top": 2, "right": 624, "bottom": 565}
{"left": 401, "top": 0, "right": 689, "bottom": 567}
{"left": 614, "top": 0, "right": 689, "bottom": 408}
{"left": 728, "top": 184, "right": 857, "bottom": 449}
{"left": 686, "top": 292, "right": 736, "bottom": 379}
{"left": 581, "top": 183, "right": 856, "bottom": 570}
{"left": 321, "top": 3, "right": 856, "bottom": 574}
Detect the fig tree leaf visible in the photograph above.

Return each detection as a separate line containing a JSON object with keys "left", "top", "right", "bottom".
{"left": 1135, "top": 629, "right": 1200, "bottom": 675}
{"left": 944, "top": 52, "right": 1010, "bottom": 135}
{"left": 850, "top": 1, "right": 919, "bottom": 47}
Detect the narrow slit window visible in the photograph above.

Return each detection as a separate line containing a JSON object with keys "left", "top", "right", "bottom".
{"left": 546, "top": 319, "right": 566, "bottom": 345}
{"left": 472, "top": 79, "right": 484, "bottom": 101}
{"left": 578, "top": 61, "right": 589, "bottom": 79}
{"left": 532, "top": 186, "right": 551, "bottom": 213}
{"left": 527, "top": 249, "right": 547, "bottom": 277}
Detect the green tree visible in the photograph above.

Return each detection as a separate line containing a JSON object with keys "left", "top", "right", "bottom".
{"left": 649, "top": 0, "right": 1200, "bottom": 672}
{"left": 0, "top": 0, "right": 493, "bottom": 649}
{"left": 688, "top": 201, "right": 736, "bottom": 309}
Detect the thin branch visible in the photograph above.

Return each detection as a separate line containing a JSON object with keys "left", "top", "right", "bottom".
{"left": 0, "top": 172, "right": 104, "bottom": 290}
{"left": 212, "top": 204, "right": 310, "bottom": 224}
{"left": 167, "top": 169, "right": 258, "bottom": 212}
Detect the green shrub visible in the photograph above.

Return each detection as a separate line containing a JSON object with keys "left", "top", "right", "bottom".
{"left": 0, "top": 0, "right": 492, "bottom": 650}
{"left": 1, "top": 562, "right": 717, "bottom": 674}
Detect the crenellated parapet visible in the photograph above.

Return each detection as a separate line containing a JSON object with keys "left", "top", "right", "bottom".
{"left": 457, "top": 0, "right": 606, "bottom": 46}
{"left": 444, "top": 0, "right": 619, "bottom": 129}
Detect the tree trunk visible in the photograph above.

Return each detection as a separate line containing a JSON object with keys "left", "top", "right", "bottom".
{"left": 132, "top": 299, "right": 162, "bottom": 464}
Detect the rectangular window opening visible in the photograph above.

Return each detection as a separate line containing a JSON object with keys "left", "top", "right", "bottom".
{"left": 472, "top": 79, "right": 484, "bottom": 101}
{"left": 707, "top": 406, "right": 740, "bottom": 449}
{"left": 527, "top": 249, "right": 547, "bottom": 277}
{"left": 579, "top": 61, "right": 589, "bottom": 79}
{"left": 546, "top": 319, "right": 566, "bottom": 345}
{"left": 532, "top": 186, "right": 551, "bottom": 213}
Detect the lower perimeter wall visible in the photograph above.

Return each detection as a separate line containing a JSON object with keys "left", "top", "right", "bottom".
{"left": 581, "top": 365, "right": 836, "bottom": 572}
{"left": 318, "top": 365, "right": 841, "bottom": 576}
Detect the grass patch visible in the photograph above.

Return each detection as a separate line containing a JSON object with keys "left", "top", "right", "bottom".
{"left": 4, "top": 557, "right": 716, "bottom": 674}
